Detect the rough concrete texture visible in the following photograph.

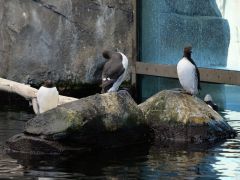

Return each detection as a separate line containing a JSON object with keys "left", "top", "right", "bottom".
{"left": 0, "top": 0, "right": 133, "bottom": 85}
{"left": 140, "top": 0, "right": 230, "bottom": 67}
{"left": 155, "top": 0, "right": 222, "bottom": 17}
{"left": 139, "top": 89, "right": 236, "bottom": 143}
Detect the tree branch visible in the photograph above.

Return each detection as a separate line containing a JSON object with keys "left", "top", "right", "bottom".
{"left": 0, "top": 78, "right": 78, "bottom": 106}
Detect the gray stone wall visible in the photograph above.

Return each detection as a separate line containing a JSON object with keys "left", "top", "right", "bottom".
{"left": 0, "top": 0, "right": 133, "bottom": 86}
{"left": 0, "top": 0, "right": 231, "bottom": 94}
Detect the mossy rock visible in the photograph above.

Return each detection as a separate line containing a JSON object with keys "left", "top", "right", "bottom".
{"left": 25, "top": 90, "right": 146, "bottom": 136}
{"left": 6, "top": 90, "right": 150, "bottom": 154}
{"left": 139, "top": 89, "right": 236, "bottom": 143}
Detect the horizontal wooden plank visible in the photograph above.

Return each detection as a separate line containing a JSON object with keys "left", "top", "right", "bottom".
{"left": 135, "top": 62, "right": 240, "bottom": 85}
{"left": 135, "top": 62, "right": 177, "bottom": 78}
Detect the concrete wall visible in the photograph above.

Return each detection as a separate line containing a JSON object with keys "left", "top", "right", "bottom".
{"left": 140, "top": 0, "right": 230, "bottom": 67}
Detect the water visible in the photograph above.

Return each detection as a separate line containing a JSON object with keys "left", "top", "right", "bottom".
{"left": 0, "top": 96, "right": 240, "bottom": 179}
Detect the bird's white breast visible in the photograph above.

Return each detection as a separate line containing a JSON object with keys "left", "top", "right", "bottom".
{"left": 107, "top": 52, "right": 128, "bottom": 92}
{"left": 120, "top": 52, "right": 128, "bottom": 70}
{"left": 177, "top": 57, "right": 198, "bottom": 95}
{"left": 37, "top": 86, "right": 59, "bottom": 113}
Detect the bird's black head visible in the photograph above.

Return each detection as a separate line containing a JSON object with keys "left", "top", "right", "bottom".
{"left": 43, "top": 80, "right": 54, "bottom": 88}
{"left": 183, "top": 46, "right": 192, "bottom": 58}
{"left": 102, "top": 50, "right": 123, "bottom": 62}
{"left": 102, "top": 50, "right": 113, "bottom": 60}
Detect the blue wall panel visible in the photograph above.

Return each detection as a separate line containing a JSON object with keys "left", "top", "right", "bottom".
{"left": 138, "top": 0, "right": 231, "bottom": 104}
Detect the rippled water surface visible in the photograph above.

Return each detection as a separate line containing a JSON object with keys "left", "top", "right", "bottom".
{"left": 0, "top": 97, "right": 240, "bottom": 179}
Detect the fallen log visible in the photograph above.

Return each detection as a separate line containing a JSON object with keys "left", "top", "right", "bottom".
{"left": 0, "top": 78, "right": 78, "bottom": 112}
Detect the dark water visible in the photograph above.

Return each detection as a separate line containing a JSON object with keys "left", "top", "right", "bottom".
{"left": 0, "top": 97, "right": 240, "bottom": 179}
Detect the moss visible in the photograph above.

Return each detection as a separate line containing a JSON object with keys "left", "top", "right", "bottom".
{"left": 188, "top": 116, "right": 209, "bottom": 124}
{"left": 102, "top": 116, "right": 119, "bottom": 132}
{"left": 65, "top": 110, "right": 85, "bottom": 131}
{"left": 140, "top": 90, "right": 227, "bottom": 127}
{"left": 126, "top": 113, "right": 145, "bottom": 125}
{"left": 120, "top": 80, "right": 131, "bottom": 89}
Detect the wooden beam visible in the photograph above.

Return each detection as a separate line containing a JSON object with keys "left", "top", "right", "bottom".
{"left": 200, "top": 68, "right": 240, "bottom": 85}
{"left": 0, "top": 78, "right": 78, "bottom": 106}
{"left": 135, "top": 62, "right": 240, "bottom": 85}
{"left": 136, "top": 62, "right": 177, "bottom": 78}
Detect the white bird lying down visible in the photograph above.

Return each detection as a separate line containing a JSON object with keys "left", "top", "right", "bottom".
{"left": 35, "top": 80, "right": 59, "bottom": 114}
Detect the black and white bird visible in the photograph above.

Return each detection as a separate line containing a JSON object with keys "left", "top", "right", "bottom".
{"left": 101, "top": 50, "right": 128, "bottom": 93}
{"left": 36, "top": 80, "right": 59, "bottom": 114}
{"left": 204, "top": 94, "right": 219, "bottom": 111}
{"left": 177, "top": 46, "right": 201, "bottom": 95}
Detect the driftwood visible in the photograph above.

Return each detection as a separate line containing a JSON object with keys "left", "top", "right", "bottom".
{"left": 0, "top": 78, "right": 78, "bottom": 112}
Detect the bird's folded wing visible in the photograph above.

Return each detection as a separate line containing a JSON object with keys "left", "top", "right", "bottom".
{"left": 102, "top": 61, "right": 125, "bottom": 80}
{"left": 195, "top": 67, "right": 201, "bottom": 90}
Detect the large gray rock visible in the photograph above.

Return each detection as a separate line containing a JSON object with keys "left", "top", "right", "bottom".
{"left": 6, "top": 91, "right": 150, "bottom": 154}
{"left": 139, "top": 89, "right": 236, "bottom": 143}
{"left": 6, "top": 89, "right": 237, "bottom": 154}
{"left": 0, "top": 0, "right": 133, "bottom": 85}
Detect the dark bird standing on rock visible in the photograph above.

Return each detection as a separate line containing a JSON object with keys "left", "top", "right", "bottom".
{"left": 177, "top": 46, "right": 201, "bottom": 95}
{"left": 101, "top": 50, "right": 128, "bottom": 93}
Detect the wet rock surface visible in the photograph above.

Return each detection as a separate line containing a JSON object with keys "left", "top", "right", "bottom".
{"left": 139, "top": 89, "right": 236, "bottom": 143}
{"left": 6, "top": 90, "right": 150, "bottom": 154}
{"left": 5, "top": 90, "right": 237, "bottom": 154}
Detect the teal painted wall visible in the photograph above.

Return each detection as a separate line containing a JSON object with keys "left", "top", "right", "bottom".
{"left": 137, "top": 0, "right": 240, "bottom": 112}
{"left": 139, "top": 0, "right": 229, "bottom": 67}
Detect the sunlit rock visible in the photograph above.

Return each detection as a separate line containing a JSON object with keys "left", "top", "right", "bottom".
{"left": 139, "top": 89, "right": 236, "bottom": 143}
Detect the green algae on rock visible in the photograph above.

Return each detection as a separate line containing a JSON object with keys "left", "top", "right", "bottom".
{"left": 25, "top": 91, "right": 146, "bottom": 136}
{"left": 6, "top": 89, "right": 237, "bottom": 154}
{"left": 139, "top": 89, "right": 236, "bottom": 143}
{"left": 6, "top": 90, "right": 150, "bottom": 154}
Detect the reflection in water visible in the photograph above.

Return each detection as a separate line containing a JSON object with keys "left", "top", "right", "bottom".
{"left": 144, "top": 148, "right": 209, "bottom": 179}
{"left": 0, "top": 95, "right": 34, "bottom": 179}
{"left": 0, "top": 154, "right": 24, "bottom": 178}
{"left": 209, "top": 110, "right": 240, "bottom": 179}
{"left": 211, "top": 141, "right": 240, "bottom": 178}
{"left": 0, "top": 98, "right": 240, "bottom": 179}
